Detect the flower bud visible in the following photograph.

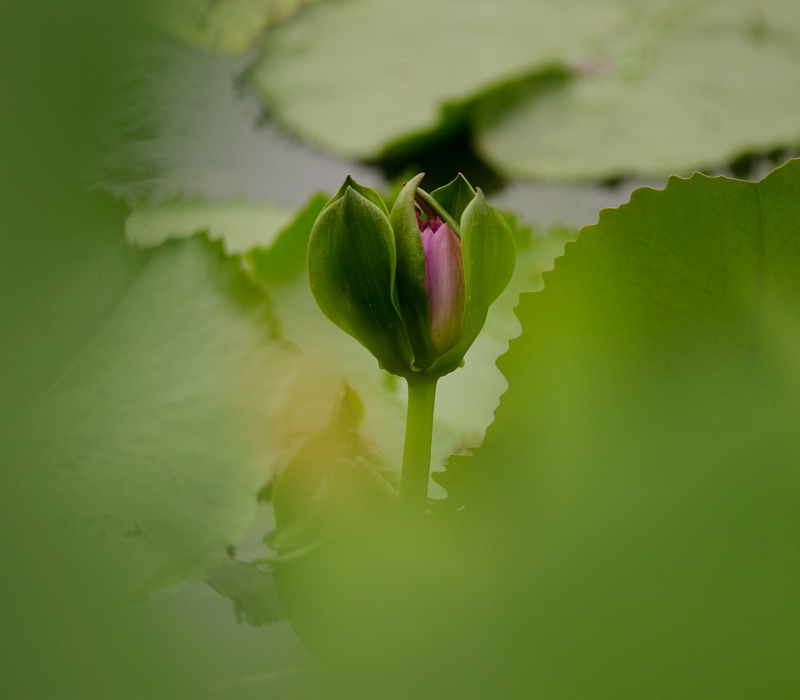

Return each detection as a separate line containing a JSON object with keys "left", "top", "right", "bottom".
{"left": 307, "top": 173, "right": 515, "bottom": 378}
{"left": 419, "top": 216, "right": 464, "bottom": 354}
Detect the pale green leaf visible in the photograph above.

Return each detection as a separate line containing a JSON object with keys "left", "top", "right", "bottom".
{"left": 251, "top": 0, "right": 630, "bottom": 158}
{"left": 477, "top": 0, "right": 800, "bottom": 179}
{"left": 4, "top": 228, "right": 295, "bottom": 596}
{"left": 252, "top": 0, "right": 800, "bottom": 178}
{"left": 126, "top": 198, "right": 294, "bottom": 253}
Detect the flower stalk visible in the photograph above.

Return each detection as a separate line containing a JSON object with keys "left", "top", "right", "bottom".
{"left": 398, "top": 375, "right": 438, "bottom": 516}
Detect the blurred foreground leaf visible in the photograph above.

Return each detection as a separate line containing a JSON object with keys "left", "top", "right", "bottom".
{"left": 0, "top": 2, "right": 285, "bottom": 696}
{"left": 432, "top": 158, "right": 800, "bottom": 697}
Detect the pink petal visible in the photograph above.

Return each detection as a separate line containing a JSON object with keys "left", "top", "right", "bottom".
{"left": 420, "top": 222, "right": 465, "bottom": 354}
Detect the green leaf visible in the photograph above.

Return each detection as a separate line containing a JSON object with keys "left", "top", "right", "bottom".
{"left": 435, "top": 159, "right": 800, "bottom": 695}
{"left": 126, "top": 198, "right": 295, "bottom": 254}
{"left": 251, "top": 0, "right": 631, "bottom": 158}
{"left": 253, "top": 0, "right": 800, "bottom": 178}
{"left": 430, "top": 173, "right": 476, "bottom": 223}
{"left": 476, "top": 0, "right": 800, "bottom": 179}
{"left": 3, "top": 224, "right": 295, "bottom": 596}
{"left": 443, "top": 158, "right": 800, "bottom": 507}
{"left": 308, "top": 187, "right": 416, "bottom": 376}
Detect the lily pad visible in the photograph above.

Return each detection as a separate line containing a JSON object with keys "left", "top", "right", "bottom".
{"left": 4, "top": 220, "right": 295, "bottom": 595}
{"left": 126, "top": 198, "right": 294, "bottom": 253}
{"left": 252, "top": 0, "right": 800, "bottom": 179}
{"left": 476, "top": 0, "right": 800, "bottom": 179}
{"left": 251, "top": 0, "right": 630, "bottom": 158}
{"left": 441, "top": 156, "right": 800, "bottom": 507}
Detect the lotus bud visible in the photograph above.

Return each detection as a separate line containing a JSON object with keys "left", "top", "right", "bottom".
{"left": 307, "top": 173, "right": 516, "bottom": 379}
{"left": 418, "top": 214, "right": 464, "bottom": 354}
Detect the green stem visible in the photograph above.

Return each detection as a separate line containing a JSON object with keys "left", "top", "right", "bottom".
{"left": 399, "top": 375, "right": 438, "bottom": 517}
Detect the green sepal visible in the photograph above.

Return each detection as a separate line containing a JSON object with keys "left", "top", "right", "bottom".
{"left": 429, "top": 189, "right": 516, "bottom": 377}
{"left": 308, "top": 186, "right": 415, "bottom": 376}
{"left": 389, "top": 174, "right": 438, "bottom": 370}
{"left": 430, "top": 173, "right": 476, "bottom": 223}
{"left": 413, "top": 187, "right": 461, "bottom": 237}
{"left": 324, "top": 175, "right": 390, "bottom": 218}
{"left": 461, "top": 190, "right": 516, "bottom": 306}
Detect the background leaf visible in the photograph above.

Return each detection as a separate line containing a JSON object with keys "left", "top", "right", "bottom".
{"left": 4, "top": 231, "right": 295, "bottom": 595}
{"left": 251, "top": 0, "right": 629, "bottom": 158}
{"left": 0, "top": 5, "right": 310, "bottom": 696}
{"left": 126, "top": 198, "right": 294, "bottom": 253}
{"left": 252, "top": 0, "right": 800, "bottom": 179}
{"left": 476, "top": 0, "right": 800, "bottom": 179}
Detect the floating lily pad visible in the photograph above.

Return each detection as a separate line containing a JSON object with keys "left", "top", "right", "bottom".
{"left": 126, "top": 198, "right": 294, "bottom": 253}
{"left": 5, "top": 221, "right": 295, "bottom": 595}
{"left": 476, "top": 0, "right": 800, "bottom": 179}
{"left": 252, "top": 0, "right": 800, "bottom": 179}
{"left": 252, "top": 0, "right": 630, "bottom": 158}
